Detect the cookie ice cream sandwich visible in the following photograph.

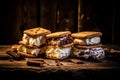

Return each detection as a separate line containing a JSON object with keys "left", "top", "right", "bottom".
{"left": 17, "top": 27, "right": 51, "bottom": 56}
{"left": 71, "top": 31, "right": 105, "bottom": 61}
{"left": 71, "top": 31, "right": 102, "bottom": 46}
{"left": 46, "top": 31, "right": 73, "bottom": 60}
{"left": 21, "top": 27, "right": 51, "bottom": 47}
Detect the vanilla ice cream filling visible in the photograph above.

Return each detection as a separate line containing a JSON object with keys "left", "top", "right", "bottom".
{"left": 46, "top": 47, "right": 71, "bottom": 59}
{"left": 74, "top": 36, "right": 101, "bottom": 45}
{"left": 17, "top": 45, "right": 41, "bottom": 56}
{"left": 22, "top": 34, "right": 45, "bottom": 47}
{"left": 86, "top": 36, "right": 100, "bottom": 45}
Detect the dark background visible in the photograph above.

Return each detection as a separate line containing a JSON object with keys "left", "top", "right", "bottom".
{"left": 0, "top": 0, "right": 120, "bottom": 45}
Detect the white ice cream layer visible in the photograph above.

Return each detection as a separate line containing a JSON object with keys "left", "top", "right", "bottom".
{"left": 46, "top": 47, "right": 71, "bottom": 59}
{"left": 22, "top": 33, "right": 44, "bottom": 46}
{"left": 86, "top": 36, "right": 100, "bottom": 45}
{"left": 74, "top": 37, "right": 100, "bottom": 45}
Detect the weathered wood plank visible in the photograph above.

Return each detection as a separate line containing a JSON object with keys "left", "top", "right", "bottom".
{"left": 0, "top": 58, "right": 120, "bottom": 73}
{"left": 0, "top": 45, "right": 120, "bottom": 73}
{"left": 0, "top": 45, "right": 11, "bottom": 59}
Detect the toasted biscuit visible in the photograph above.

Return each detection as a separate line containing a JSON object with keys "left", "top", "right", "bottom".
{"left": 17, "top": 45, "right": 46, "bottom": 56}
{"left": 73, "top": 39, "right": 86, "bottom": 45}
{"left": 19, "top": 40, "right": 46, "bottom": 48}
{"left": 74, "top": 44, "right": 102, "bottom": 49}
{"left": 46, "top": 31, "right": 71, "bottom": 38}
{"left": 11, "top": 44, "right": 19, "bottom": 51}
{"left": 62, "top": 42, "right": 74, "bottom": 48}
{"left": 71, "top": 31, "right": 102, "bottom": 39}
{"left": 19, "top": 41, "right": 38, "bottom": 48}
{"left": 24, "top": 27, "right": 51, "bottom": 37}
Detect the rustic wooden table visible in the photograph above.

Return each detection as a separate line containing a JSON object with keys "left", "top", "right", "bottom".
{"left": 0, "top": 45, "right": 120, "bottom": 80}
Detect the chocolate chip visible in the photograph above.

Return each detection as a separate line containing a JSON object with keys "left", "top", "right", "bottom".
{"left": 27, "top": 60, "right": 44, "bottom": 67}
{"left": 6, "top": 50, "right": 23, "bottom": 60}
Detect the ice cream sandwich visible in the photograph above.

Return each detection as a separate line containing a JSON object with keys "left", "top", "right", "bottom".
{"left": 71, "top": 31, "right": 105, "bottom": 61}
{"left": 71, "top": 31, "right": 102, "bottom": 46}
{"left": 17, "top": 27, "right": 51, "bottom": 56}
{"left": 45, "top": 31, "right": 73, "bottom": 60}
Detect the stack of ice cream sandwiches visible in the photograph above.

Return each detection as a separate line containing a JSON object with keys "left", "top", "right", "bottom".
{"left": 71, "top": 31, "right": 105, "bottom": 61}
{"left": 45, "top": 31, "right": 73, "bottom": 60}
{"left": 17, "top": 27, "right": 51, "bottom": 57}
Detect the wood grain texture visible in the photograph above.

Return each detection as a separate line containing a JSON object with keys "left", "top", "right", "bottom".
{"left": 0, "top": 45, "right": 120, "bottom": 73}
